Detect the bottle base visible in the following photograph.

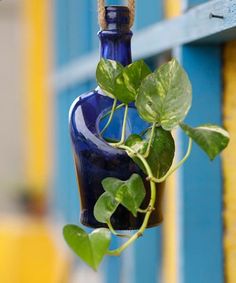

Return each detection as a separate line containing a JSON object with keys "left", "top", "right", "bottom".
{"left": 80, "top": 209, "right": 163, "bottom": 230}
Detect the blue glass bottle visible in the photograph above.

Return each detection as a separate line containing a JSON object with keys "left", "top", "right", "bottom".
{"left": 69, "top": 6, "right": 164, "bottom": 230}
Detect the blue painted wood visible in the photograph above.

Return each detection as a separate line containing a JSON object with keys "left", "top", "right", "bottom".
{"left": 178, "top": 45, "right": 223, "bottom": 283}
{"left": 53, "top": 84, "right": 88, "bottom": 224}
{"left": 54, "top": 0, "right": 97, "bottom": 223}
{"left": 135, "top": 0, "right": 163, "bottom": 30}
{"left": 183, "top": 0, "right": 207, "bottom": 10}
{"left": 53, "top": 90, "right": 69, "bottom": 219}
{"left": 133, "top": 228, "right": 163, "bottom": 283}
{"left": 54, "top": 0, "right": 69, "bottom": 67}
{"left": 68, "top": 0, "right": 91, "bottom": 60}
{"left": 105, "top": 237, "right": 122, "bottom": 283}
{"left": 90, "top": 0, "right": 100, "bottom": 51}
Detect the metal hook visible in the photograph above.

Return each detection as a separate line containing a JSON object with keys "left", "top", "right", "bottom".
{"left": 209, "top": 13, "right": 224, "bottom": 19}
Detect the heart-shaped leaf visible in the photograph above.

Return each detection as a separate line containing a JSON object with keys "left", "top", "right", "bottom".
{"left": 63, "top": 225, "right": 111, "bottom": 271}
{"left": 94, "top": 174, "right": 146, "bottom": 221}
{"left": 96, "top": 59, "right": 123, "bottom": 98}
{"left": 136, "top": 59, "right": 192, "bottom": 130}
{"left": 114, "top": 60, "right": 151, "bottom": 103}
{"left": 94, "top": 192, "right": 120, "bottom": 223}
{"left": 125, "top": 127, "right": 175, "bottom": 178}
{"left": 104, "top": 174, "right": 146, "bottom": 217}
{"left": 144, "top": 127, "right": 175, "bottom": 178}
{"left": 180, "top": 123, "right": 230, "bottom": 160}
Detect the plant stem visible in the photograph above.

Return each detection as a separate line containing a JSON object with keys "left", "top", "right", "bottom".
{"left": 137, "top": 208, "right": 148, "bottom": 213}
{"left": 107, "top": 145, "right": 156, "bottom": 256}
{"left": 100, "top": 99, "right": 117, "bottom": 136}
{"left": 151, "top": 138, "right": 192, "bottom": 183}
{"left": 107, "top": 220, "right": 131, "bottom": 239}
{"left": 143, "top": 122, "right": 156, "bottom": 158}
{"left": 106, "top": 138, "right": 192, "bottom": 256}
{"left": 100, "top": 103, "right": 125, "bottom": 122}
{"left": 121, "top": 105, "right": 129, "bottom": 144}
{"left": 109, "top": 104, "right": 129, "bottom": 147}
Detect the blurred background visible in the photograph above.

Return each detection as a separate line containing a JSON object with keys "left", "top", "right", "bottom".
{"left": 0, "top": 0, "right": 235, "bottom": 282}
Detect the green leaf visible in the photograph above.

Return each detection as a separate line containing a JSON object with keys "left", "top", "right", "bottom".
{"left": 136, "top": 58, "right": 192, "bottom": 130}
{"left": 126, "top": 127, "right": 175, "bottom": 178}
{"left": 94, "top": 192, "right": 120, "bottom": 223}
{"left": 94, "top": 174, "right": 146, "bottom": 220}
{"left": 114, "top": 60, "right": 151, "bottom": 103}
{"left": 145, "top": 127, "right": 175, "bottom": 178}
{"left": 180, "top": 123, "right": 230, "bottom": 160}
{"left": 125, "top": 134, "right": 148, "bottom": 154}
{"left": 120, "top": 174, "right": 146, "bottom": 216}
{"left": 63, "top": 225, "right": 111, "bottom": 271}
{"left": 96, "top": 59, "right": 123, "bottom": 98}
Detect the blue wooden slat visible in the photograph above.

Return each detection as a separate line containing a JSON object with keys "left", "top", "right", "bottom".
{"left": 89, "top": 0, "right": 100, "bottom": 51}
{"left": 105, "top": 237, "right": 122, "bottom": 283}
{"left": 178, "top": 45, "right": 223, "bottom": 283}
{"left": 176, "top": 1, "right": 223, "bottom": 282}
{"left": 53, "top": 84, "right": 88, "bottom": 224}
{"left": 54, "top": 0, "right": 69, "bottom": 67}
{"left": 54, "top": 0, "right": 96, "bottom": 223}
{"left": 53, "top": 90, "right": 69, "bottom": 218}
{"left": 68, "top": 0, "right": 91, "bottom": 60}
{"left": 183, "top": 0, "right": 207, "bottom": 10}
{"left": 135, "top": 0, "right": 163, "bottom": 30}
{"left": 133, "top": 228, "right": 163, "bottom": 283}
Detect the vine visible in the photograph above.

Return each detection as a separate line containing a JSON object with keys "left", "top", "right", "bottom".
{"left": 63, "top": 58, "right": 230, "bottom": 271}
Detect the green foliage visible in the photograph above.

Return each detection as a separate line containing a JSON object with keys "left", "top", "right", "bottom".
{"left": 93, "top": 192, "right": 119, "bottom": 224}
{"left": 114, "top": 60, "right": 151, "bottom": 103}
{"left": 96, "top": 59, "right": 123, "bottom": 98}
{"left": 64, "top": 57, "right": 230, "bottom": 270}
{"left": 126, "top": 127, "right": 175, "bottom": 178}
{"left": 125, "top": 134, "right": 147, "bottom": 154}
{"left": 180, "top": 123, "right": 230, "bottom": 160}
{"left": 136, "top": 59, "right": 192, "bottom": 130}
{"left": 96, "top": 59, "right": 151, "bottom": 103}
{"left": 94, "top": 174, "right": 146, "bottom": 222}
{"left": 63, "top": 225, "right": 111, "bottom": 271}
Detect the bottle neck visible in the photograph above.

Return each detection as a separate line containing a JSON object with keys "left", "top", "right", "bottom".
{"left": 98, "top": 30, "right": 133, "bottom": 66}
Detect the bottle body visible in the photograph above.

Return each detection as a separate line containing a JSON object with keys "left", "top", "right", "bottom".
{"left": 69, "top": 89, "right": 164, "bottom": 229}
{"left": 69, "top": 5, "right": 164, "bottom": 230}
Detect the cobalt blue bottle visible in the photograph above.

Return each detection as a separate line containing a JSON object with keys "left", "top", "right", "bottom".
{"left": 69, "top": 6, "right": 164, "bottom": 230}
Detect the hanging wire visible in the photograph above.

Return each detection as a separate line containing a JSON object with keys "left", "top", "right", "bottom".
{"left": 97, "top": 0, "right": 135, "bottom": 30}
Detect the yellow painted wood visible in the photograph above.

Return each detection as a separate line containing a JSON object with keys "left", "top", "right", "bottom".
{"left": 162, "top": 3, "right": 181, "bottom": 283}
{"left": 162, "top": 171, "right": 178, "bottom": 283}
{"left": 161, "top": 130, "right": 183, "bottom": 283}
{"left": 164, "top": 0, "right": 181, "bottom": 19}
{"left": 23, "top": 0, "right": 52, "bottom": 194}
{"left": 0, "top": 217, "right": 69, "bottom": 283}
{"left": 223, "top": 41, "right": 236, "bottom": 283}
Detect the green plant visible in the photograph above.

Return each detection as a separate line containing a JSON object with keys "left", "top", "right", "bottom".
{"left": 63, "top": 58, "right": 230, "bottom": 270}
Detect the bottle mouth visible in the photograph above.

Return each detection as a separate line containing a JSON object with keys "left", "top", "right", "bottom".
{"left": 105, "top": 6, "right": 130, "bottom": 31}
